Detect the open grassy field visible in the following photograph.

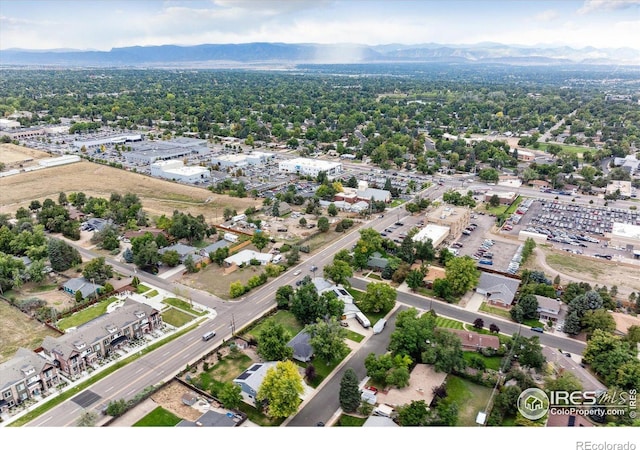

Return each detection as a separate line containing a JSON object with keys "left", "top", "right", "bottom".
{"left": 0, "top": 300, "right": 62, "bottom": 363}
{"left": 243, "top": 310, "right": 303, "bottom": 341}
{"left": 0, "top": 160, "right": 260, "bottom": 220}
{"left": 445, "top": 375, "right": 493, "bottom": 426}
{"left": 57, "top": 297, "right": 120, "bottom": 330}
{"left": 161, "top": 308, "right": 195, "bottom": 328}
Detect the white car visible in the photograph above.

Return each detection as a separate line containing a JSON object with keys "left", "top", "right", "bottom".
{"left": 293, "top": 270, "right": 302, "bottom": 276}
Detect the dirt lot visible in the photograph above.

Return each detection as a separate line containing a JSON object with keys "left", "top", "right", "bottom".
{"left": 0, "top": 143, "right": 51, "bottom": 167}
{"left": 149, "top": 381, "right": 209, "bottom": 422}
{"left": 0, "top": 300, "right": 62, "bottom": 363}
{"left": 0, "top": 160, "right": 260, "bottom": 221}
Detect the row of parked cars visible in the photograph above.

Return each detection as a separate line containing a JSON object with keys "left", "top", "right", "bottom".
{"left": 473, "top": 239, "right": 495, "bottom": 265}
{"left": 461, "top": 222, "right": 479, "bottom": 236}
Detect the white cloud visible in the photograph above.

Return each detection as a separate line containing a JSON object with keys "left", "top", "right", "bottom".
{"left": 578, "top": 0, "right": 640, "bottom": 14}
{"left": 534, "top": 9, "right": 559, "bottom": 21}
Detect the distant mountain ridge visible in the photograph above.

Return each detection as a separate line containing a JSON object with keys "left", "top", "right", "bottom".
{"left": 1, "top": 42, "right": 639, "bottom": 67}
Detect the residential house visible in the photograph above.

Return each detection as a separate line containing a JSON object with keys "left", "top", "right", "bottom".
{"left": 421, "top": 265, "right": 446, "bottom": 289}
{"left": 546, "top": 412, "right": 594, "bottom": 427}
{"left": 158, "top": 243, "right": 199, "bottom": 263}
{"left": 311, "top": 277, "right": 362, "bottom": 319}
{"left": 200, "top": 240, "right": 230, "bottom": 259}
{"left": 475, "top": 272, "right": 520, "bottom": 308}
{"left": 367, "top": 251, "right": 389, "bottom": 271}
{"left": 0, "top": 348, "right": 59, "bottom": 413}
{"left": 40, "top": 298, "right": 162, "bottom": 377}
{"left": 287, "top": 331, "right": 313, "bottom": 363}
{"left": 535, "top": 295, "right": 565, "bottom": 323}
{"left": 363, "top": 416, "right": 399, "bottom": 427}
{"left": 530, "top": 180, "right": 551, "bottom": 190}
{"left": 233, "top": 361, "right": 278, "bottom": 402}
{"left": 62, "top": 277, "right": 102, "bottom": 300}
{"left": 356, "top": 187, "right": 392, "bottom": 203}
{"left": 446, "top": 329, "right": 500, "bottom": 351}
{"left": 80, "top": 218, "right": 112, "bottom": 232}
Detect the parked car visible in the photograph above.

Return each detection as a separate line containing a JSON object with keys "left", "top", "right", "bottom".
{"left": 531, "top": 327, "right": 544, "bottom": 333}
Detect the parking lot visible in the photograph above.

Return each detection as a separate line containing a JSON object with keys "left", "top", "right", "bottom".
{"left": 449, "top": 211, "right": 522, "bottom": 273}
{"left": 500, "top": 199, "right": 639, "bottom": 262}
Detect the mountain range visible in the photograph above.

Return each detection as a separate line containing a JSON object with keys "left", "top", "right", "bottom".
{"left": 1, "top": 42, "right": 639, "bottom": 67}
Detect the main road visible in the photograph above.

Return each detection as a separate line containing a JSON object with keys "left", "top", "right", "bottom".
{"left": 26, "top": 190, "right": 585, "bottom": 426}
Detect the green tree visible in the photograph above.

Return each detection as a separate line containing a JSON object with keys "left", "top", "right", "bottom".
{"left": 444, "top": 256, "right": 480, "bottom": 297}
{"left": 77, "top": 411, "right": 98, "bottom": 427}
{"left": 305, "top": 317, "right": 349, "bottom": 362}
{"left": 544, "top": 372, "right": 583, "bottom": 394}
{"left": 218, "top": 382, "right": 243, "bottom": 410}
{"left": 388, "top": 308, "right": 436, "bottom": 360}
{"left": 275, "top": 285, "right": 294, "bottom": 310}
{"left": 161, "top": 250, "right": 181, "bottom": 267}
{"left": 327, "top": 203, "right": 338, "bottom": 217}
{"left": 257, "top": 319, "right": 293, "bottom": 361}
{"left": 488, "top": 194, "right": 501, "bottom": 208}
{"left": 210, "top": 246, "right": 229, "bottom": 266}
{"left": 133, "top": 240, "right": 159, "bottom": 272}
{"left": 106, "top": 399, "right": 128, "bottom": 417}
{"left": 256, "top": 360, "right": 304, "bottom": 418}
{"left": 359, "top": 282, "right": 397, "bottom": 314}
{"left": 422, "top": 329, "right": 466, "bottom": 373}
{"left": 184, "top": 254, "right": 198, "bottom": 273}
{"left": 229, "top": 281, "right": 246, "bottom": 298}
{"left": 582, "top": 330, "right": 635, "bottom": 386}
{"left": 317, "top": 216, "right": 330, "bottom": 232}
{"left": 82, "top": 257, "right": 113, "bottom": 285}
{"left": 47, "top": 238, "right": 82, "bottom": 272}
{"left": 251, "top": 232, "right": 269, "bottom": 251}
{"left": 339, "top": 368, "right": 361, "bottom": 413}
{"left": 397, "top": 400, "right": 430, "bottom": 426}
{"left": 405, "top": 268, "right": 426, "bottom": 292}
{"left": 580, "top": 309, "right": 616, "bottom": 337}
{"left": 518, "top": 294, "right": 539, "bottom": 320}
{"left": 323, "top": 260, "right": 353, "bottom": 287}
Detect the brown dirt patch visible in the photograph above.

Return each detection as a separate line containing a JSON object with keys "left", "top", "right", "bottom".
{"left": 150, "top": 381, "right": 211, "bottom": 422}
{"left": 0, "top": 143, "right": 51, "bottom": 166}
{"left": 0, "top": 160, "right": 260, "bottom": 221}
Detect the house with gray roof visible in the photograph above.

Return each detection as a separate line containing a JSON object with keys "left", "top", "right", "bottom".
{"left": 200, "top": 240, "right": 229, "bottom": 258}
{"left": 233, "top": 361, "right": 278, "bottom": 402}
{"left": 62, "top": 277, "right": 102, "bottom": 300}
{"left": 0, "top": 348, "right": 59, "bottom": 414}
{"left": 363, "top": 415, "right": 399, "bottom": 427}
{"left": 535, "top": 295, "right": 565, "bottom": 323}
{"left": 158, "top": 243, "right": 199, "bottom": 263}
{"left": 357, "top": 187, "right": 392, "bottom": 203}
{"left": 367, "top": 251, "right": 389, "bottom": 270}
{"left": 475, "top": 272, "right": 520, "bottom": 308}
{"left": 287, "top": 331, "right": 313, "bottom": 363}
{"left": 40, "top": 298, "right": 162, "bottom": 377}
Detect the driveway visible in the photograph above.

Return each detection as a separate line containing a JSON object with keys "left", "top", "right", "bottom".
{"left": 464, "top": 292, "right": 485, "bottom": 312}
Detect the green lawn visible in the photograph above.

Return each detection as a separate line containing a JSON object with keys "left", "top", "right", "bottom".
{"left": 462, "top": 351, "right": 503, "bottom": 371}
{"left": 522, "top": 318, "right": 545, "bottom": 328}
{"left": 534, "top": 142, "right": 596, "bottom": 157}
{"left": 57, "top": 297, "right": 119, "bottom": 330}
{"left": 445, "top": 375, "right": 493, "bottom": 426}
{"left": 367, "top": 273, "right": 382, "bottom": 280}
{"left": 298, "top": 353, "right": 347, "bottom": 389}
{"left": 462, "top": 323, "right": 494, "bottom": 335}
{"left": 236, "top": 401, "right": 285, "bottom": 427}
{"left": 161, "top": 308, "right": 195, "bottom": 328}
{"left": 244, "top": 310, "right": 304, "bottom": 341}
{"left": 144, "top": 289, "right": 159, "bottom": 298}
{"left": 208, "top": 351, "right": 253, "bottom": 383}
{"left": 163, "top": 297, "right": 207, "bottom": 316}
{"left": 136, "top": 284, "right": 151, "bottom": 294}
{"left": 345, "top": 329, "right": 364, "bottom": 343}
{"left": 435, "top": 317, "right": 464, "bottom": 329}
{"left": 336, "top": 414, "right": 367, "bottom": 426}
{"left": 479, "top": 302, "right": 512, "bottom": 320}
{"left": 484, "top": 195, "right": 523, "bottom": 216}
{"left": 133, "top": 406, "right": 182, "bottom": 427}
{"left": 29, "top": 284, "right": 58, "bottom": 293}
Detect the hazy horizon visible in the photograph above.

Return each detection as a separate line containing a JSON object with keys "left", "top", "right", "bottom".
{"left": 1, "top": 0, "right": 639, "bottom": 52}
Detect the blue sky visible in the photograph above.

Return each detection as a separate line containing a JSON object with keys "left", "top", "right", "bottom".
{"left": 1, "top": 0, "right": 639, "bottom": 50}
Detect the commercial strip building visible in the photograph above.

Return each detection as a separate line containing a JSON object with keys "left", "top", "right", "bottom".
{"left": 150, "top": 160, "right": 211, "bottom": 183}
{"left": 607, "top": 222, "right": 640, "bottom": 251}
{"left": 72, "top": 133, "right": 143, "bottom": 150}
{"left": 425, "top": 205, "right": 471, "bottom": 238}
{"left": 123, "top": 137, "right": 209, "bottom": 165}
{"left": 484, "top": 190, "right": 517, "bottom": 205}
{"left": 210, "top": 151, "right": 274, "bottom": 169}
{"left": 278, "top": 158, "right": 342, "bottom": 177}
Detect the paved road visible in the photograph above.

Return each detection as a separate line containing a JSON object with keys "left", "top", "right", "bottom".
{"left": 288, "top": 306, "right": 407, "bottom": 426}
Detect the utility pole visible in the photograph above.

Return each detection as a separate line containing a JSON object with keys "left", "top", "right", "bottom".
{"left": 230, "top": 313, "right": 236, "bottom": 336}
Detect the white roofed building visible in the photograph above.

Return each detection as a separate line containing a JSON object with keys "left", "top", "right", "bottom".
{"left": 412, "top": 224, "right": 450, "bottom": 247}
{"left": 279, "top": 158, "right": 342, "bottom": 177}
{"left": 607, "top": 222, "right": 640, "bottom": 252}
{"left": 151, "top": 160, "right": 211, "bottom": 183}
